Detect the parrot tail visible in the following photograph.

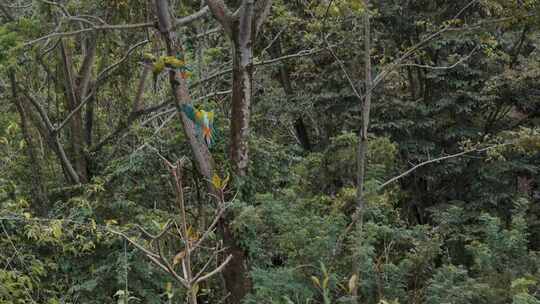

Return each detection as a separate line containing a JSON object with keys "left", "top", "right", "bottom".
{"left": 202, "top": 126, "right": 214, "bottom": 147}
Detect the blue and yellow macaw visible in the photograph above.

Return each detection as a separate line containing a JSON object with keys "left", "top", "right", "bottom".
{"left": 180, "top": 104, "right": 216, "bottom": 147}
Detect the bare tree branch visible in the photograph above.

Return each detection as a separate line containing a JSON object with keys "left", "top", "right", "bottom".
{"left": 254, "top": 0, "right": 273, "bottom": 35}
{"left": 399, "top": 45, "right": 480, "bottom": 70}
{"left": 56, "top": 40, "right": 149, "bottom": 133}
{"left": 96, "top": 40, "right": 150, "bottom": 84}
{"left": 175, "top": 6, "right": 209, "bottom": 27}
{"left": 195, "top": 254, "right": 233, "bottom": 283}
{"left": 205, "top": 0, "right": 235, "bottom": 36}
{"left": 23, "top": 23, "right": 154, "bottom": 46}
{"left": 372, "top": 0, "right": 480, "bottom": 89}
{"left": 377, "top": 142, "right": 514, "bottom": 190}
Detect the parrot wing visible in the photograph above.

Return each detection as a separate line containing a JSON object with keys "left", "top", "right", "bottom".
{"left": 206, "top": 111, "right": 217, "bottom": 147}
{"left": 207, "top": 111, "right": 217, "bottom": 139}
{"left": 180, "top": 106, "right": 217, "bottom": 148}
{"left": 180, "top": 104, "right": 198, "bottom": 123}
{"left": 194, "top": 110, "right": 204, "bottom": 125}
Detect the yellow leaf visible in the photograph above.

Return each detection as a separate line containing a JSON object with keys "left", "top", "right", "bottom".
{"left": 348, "top": 274, "right": 358, "bottom": 294}
{"left": 143, "top": 53, "right": 156, "bottom": 61}
{"left": 51, "top": 220, "right": 62, "bottom": 239}
{"left": 187, "top": 226, "right": 199, "bottom": 242}
{"left": 106, "top": 219, "right": 118, "bottom": 225}
{"left": 212, "top": 174, "right": 222, "bottom": 189}
{"left": 323, "top": 276, "right": 329, "bottom": 289}
{"left": 6, "top": 122, "right": 17, "bottom": 135}
{"left": 172, "top": 250, "right": 186, "bottom": 265}
{"left": 311, "top": 276, "right": 321, "bottom": 288}
{"left": 165, "top": 282, "right": 173, "bottom": 299}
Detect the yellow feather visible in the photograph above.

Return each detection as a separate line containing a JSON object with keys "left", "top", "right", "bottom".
{"left": 195, "top": 110, "right": 203, "bottom": 122}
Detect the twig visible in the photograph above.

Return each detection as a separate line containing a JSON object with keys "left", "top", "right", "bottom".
{"left": 191, "top": 46, "right": 334, "bottom": 87}
{"left": 96, "top": 40, "right": 150, "bottom": 83}
{"left": 332, "top": 141, "right": 517, "bottom": 258}
{"left": 377, "top": 142, "right": 513, "bottom": 190}
{"left": 55, "top": 40, "right": 149, "bottom": 133}
{"left": 175, "top": 6, "right": 209, "bottom": 27}
{"left": 23, "top": 23, "right": 153, "bottom": 46}
{"left": 399, "top": 45, "right": 480, "bottom": 70}
{"left": 195, "top": 254, "right": 233, "bottom": 283}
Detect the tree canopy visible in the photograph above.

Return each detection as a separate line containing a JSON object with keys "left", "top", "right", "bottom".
{"left": 0, "top": 0, "right": 540, "bottom": 303}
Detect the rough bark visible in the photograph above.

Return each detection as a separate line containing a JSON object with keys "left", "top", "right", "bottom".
{"left": 230, "top": 35, "right": 254, "bottom": 176}
{"left": 153, "top": 4, "right": 221, "bottom": 303}
{"left": 60, "top": 42, "right": 89, "bottom": 183}
{"left": 206, "top": 1, "right": 272, "bottom": 302}
{"left": 207, "top": 0, "right": 272, "bottom": 177}
{"left": 352, "top": 3, "right": 371, "bottom": 301}
{"left": 155, "top": 0, "right": 215, "bottom": 180}
{"left": 356, "top": 0, "right": 371, "bottom": 214}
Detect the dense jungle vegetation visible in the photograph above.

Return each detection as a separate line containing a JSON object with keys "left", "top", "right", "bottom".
{"left": 1, "top": 0, "right": 540, "bottom": 303}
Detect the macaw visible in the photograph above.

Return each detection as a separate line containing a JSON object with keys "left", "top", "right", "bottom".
{"left": 180, "top": 104, "right": 216, "bottom": 147}
{"left": 163, "top": 56, "right": 193, "bottom": 79}
{"left": 163, "top": 56, "right": 185, "bottom": 69}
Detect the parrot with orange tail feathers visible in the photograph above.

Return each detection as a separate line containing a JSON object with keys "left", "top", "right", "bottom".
{"left": 180, "top": 104, "right": 216, "bottom": 147}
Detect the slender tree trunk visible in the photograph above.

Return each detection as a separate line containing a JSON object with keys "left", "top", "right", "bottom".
{"left": 230, "top": 38, "right": 254, "bottom": 176}
{"left": 60, "top": 42, "right": 89, "bottom": 183}
{"left": 352, "top": 3, "right": 371, "bottom": 301}
{"left": 155, "top": 0, "right": 215, "bottom": 180}
{"left": 223, "top": 21, "right": 256, "bottom": 304}
{"left": 9, "top": 71, "right": 49, "bottom": 213}
{"left": 356, "top": 0, "right": 372, "bottom": 215}
{"left": 19, "top": 84, "right": 81, "bottom": 184}
{"left": 205, "top": 1, "right": 272, "bottom": 302}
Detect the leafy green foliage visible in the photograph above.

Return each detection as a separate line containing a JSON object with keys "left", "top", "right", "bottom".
{"left": 1, "top": 0, "right": 539, "bottom": 303}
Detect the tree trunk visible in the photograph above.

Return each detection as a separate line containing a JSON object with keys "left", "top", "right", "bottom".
{"left": 60, "top": 42, "right": 89, "bottom": 183}
{"left": 9, "top": 71, "right": 49, "bottom": 214}
{"left": 205, "top": 1, "right": 273, "bottom": 302}
{"left": 352, "top": 2, "right": 371, "bottom": 301}
{"left": 155, "top": 0, "right": 215, "bottom": 180}
{"left": 19, "top": 85, "right": 81, "bottom": 184}
{"left": 230, "top": 38, "right": 254, "bottom": 176}
{"left": 356, "top": 0, "right": 372, "bottom": 215}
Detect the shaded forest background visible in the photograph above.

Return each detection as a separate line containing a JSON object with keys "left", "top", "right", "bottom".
{"left": 1, "top": 0, "right": 540, "bottom": 303}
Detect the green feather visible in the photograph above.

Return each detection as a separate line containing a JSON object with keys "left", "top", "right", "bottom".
{"left": 180, "top": 104, "right": 197, "bottom": 122}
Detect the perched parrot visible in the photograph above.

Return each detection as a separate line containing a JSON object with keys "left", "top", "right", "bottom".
{"left": 180, "top": 104, "right": 216, "bottom": 147}
{"left": 163, "top": 56, "right": 185, "bottom": 69}
{"left": 163, "top": 56, "right": 193, "bottom": 79}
